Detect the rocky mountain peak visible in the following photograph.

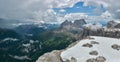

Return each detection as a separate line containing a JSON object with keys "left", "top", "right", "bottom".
{"left": 61, "top": 20, "right": 72, "bottom": 27}
{"left": 107, "top": 20, "right": 120, "bottom": 28}
{"left": 60, "top": 19, "right": 86, "bottom": 30}
{"left": 74, "top": 19, "right": 86, "bottom": 28}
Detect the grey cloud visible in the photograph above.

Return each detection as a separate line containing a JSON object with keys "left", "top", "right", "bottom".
{"left": 0, "top": 0, "right": 81, "bottom": 28}
{"left": 0, "top": 0, "right": 120, "bottom": 28}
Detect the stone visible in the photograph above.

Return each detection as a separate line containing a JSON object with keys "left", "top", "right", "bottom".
{"left": 86, "top": 56, "right": 106, "bottom": 62}
{"left": 36, "top": 50, "right": 62, "bottom": 62}
{"left": 111, "top": 44, "right": 120, "bottom": 50}
{"left": 86, "top": 58, "right": 97, "bottom": 62}
{"left": 91, "top": 41, "right": 99, "bottom": 44}
{"left": 71, "top": 57, "right": 77, "bottom": 62}
{"left": 82, "top": 43, "right": 93, "bottom": 48}
{"left": 96, "top": 56, "right": 106, "bottom": 62}
{"left": 89, "top": 51, "right": 98, "bottom": 55}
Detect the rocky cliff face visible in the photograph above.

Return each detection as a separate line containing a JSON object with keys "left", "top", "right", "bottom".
{"left": 74, "top": 19, "right": 86, "bottom": 28}
{"left": 83, "top": 22, "right": 120, "bottom": 38}
{"left": 107, "top": 20, "right": 120, "bottom": 28}
{"left": 36, "top": 50, "right": 78, "bottom": 62}
{"left": 60, "top": 19, "right": 86, "bottom": 30}
{"left": 36, "top": 50, "right": 62, "bottom": 62}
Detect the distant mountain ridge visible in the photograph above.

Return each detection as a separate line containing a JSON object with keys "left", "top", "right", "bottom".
{"left": 60, "top": 19, "right": 86, "bottom": 30}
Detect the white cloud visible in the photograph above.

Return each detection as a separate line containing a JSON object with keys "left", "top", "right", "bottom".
{"left": 0, "top": 0, "right": 120, "bottom": 28}
{"left": 83, "top": 0, "right": 120, "bottom": 19}
{"left": 0, "top": 0, "right": 82, "bottom": 24}
{"left": 57, "top": 12, "right": 113, "bottom": 23}
{"left": 59, "top": 9, "right": 66, "bottom": 12}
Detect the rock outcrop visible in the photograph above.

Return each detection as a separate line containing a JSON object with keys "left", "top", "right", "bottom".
{"left": 89, "top": 51, "right": 98, "bottom": 55}
{"left": 83, "top": 22, "right": 120, "bottom": 38}
{"left": 111, "top": 44, "right": 120, "bottom": 51}
{"left": 36, "top": 50, "right": 62, "bottom": 62}
{"left": 86, "top": 56, "right": 106, "bottom": 62}
{"left": 74, "top": 19, "right": 86, "bottom": 28}
{"left": 60, "top": 19, "right": 86, "bottom": 30}
{"left": 107, "top": 20, "right": 120, "bottom": 28}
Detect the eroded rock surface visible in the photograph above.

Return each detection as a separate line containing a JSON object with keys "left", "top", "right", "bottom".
{"left": 111, "top": 44, "right": 120, "bottom": 50}
{"left": 89, "top": 51, "right": 98, "bottom": 56}
{"left": 82, "top": 43, "right": 93, "bottom": 48}
{"left": 86, "top": 56, "right": 106, "bottom": 62}
{"left": 36, "top": 50, "right": 62, "bottom": 62}
{"left": 91, "top": 41, "right": 99, "bottom": 45}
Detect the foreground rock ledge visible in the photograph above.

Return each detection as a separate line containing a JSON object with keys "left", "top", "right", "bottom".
{"left": 36, "top": 50, "right": 62, "bottom": 62}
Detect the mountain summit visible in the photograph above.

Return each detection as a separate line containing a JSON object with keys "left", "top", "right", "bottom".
{"left": 60, "top": 19, "right": 86, "bottom": 30}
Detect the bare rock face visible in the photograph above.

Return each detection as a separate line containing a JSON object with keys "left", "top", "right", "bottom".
{"left": 86, "top": 56, "right": 106, "bottom": 62}
{"left": 60, "top": 19, "right": 86, "bottom": 30}
{"left": 60, "top": 20, "right": 73, "bottom": 30}
{"left": 63, "top": 59, "right": 70, "bottom": 62}
{"left": 111, "top": 44, "right": 120, "bottom": 50}
{"left": 96, "top": 56, "right": 106, "bottom": 62}
{"left": 74, "top": 19, "right": 86, "bottom": 28}
{"left": 107, "top": 21, "right": 117, "bottom": 28}
{"left": 71, "top": 57, "right": 77, "bottom": 62}
{"left": 36, "top": 50, "right": 62, "bottom": 62}
{"left": 89, "top": 51, "right": 98, "bottom": 55}
{"left": 82, "top": 43, "right": 93, "bottom": 48}
{"left": 63, "top": 57, "right": 77, "bottom": 62}
{"left": 86, "top": 58, "right": 97, "bottom": 62}
{"left": 91, "top": 41, "right": 99, "bottom": 45}
{"left": 107, "top": 20, "right": 120, "bottom": 28}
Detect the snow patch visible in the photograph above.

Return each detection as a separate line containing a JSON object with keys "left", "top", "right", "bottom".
{"left": 61, "top": 36, "right": 120, "bottom": 62}
{"left": 83, "top": 23, "right": 102, "bottom": 31}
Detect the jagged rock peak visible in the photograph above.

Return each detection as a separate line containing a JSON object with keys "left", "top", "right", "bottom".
{"left": 107, "top": 20, "right": 120, "bottom": 28}
{"left": 61, "top": 20, "right": 72, "bottom": 26}
{"left": 61, "top": 19, "right": 86, "bottom": 29}
{"left": 74, "top": 19, "right": 86, "bottom": 28}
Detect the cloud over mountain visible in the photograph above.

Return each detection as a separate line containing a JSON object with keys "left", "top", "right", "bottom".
{"left": 0, "top": 0, "right": 120, "bottom": 28}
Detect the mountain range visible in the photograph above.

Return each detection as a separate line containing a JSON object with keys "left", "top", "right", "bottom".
{"left": 0, "top": 19, "right": 120, "bottom": 62}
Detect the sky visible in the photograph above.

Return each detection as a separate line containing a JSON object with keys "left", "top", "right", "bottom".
{"left": 0, "top": 0, "right": 120, "bottom": 28}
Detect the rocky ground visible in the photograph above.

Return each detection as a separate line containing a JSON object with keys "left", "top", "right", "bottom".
{"left": 36, "top": 36, "right": 120, "bottom": 62}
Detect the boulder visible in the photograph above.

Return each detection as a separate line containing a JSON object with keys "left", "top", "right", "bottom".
{"left": 89, "top": 51, "right": 98, "bottom": 55}
{"left": 86, "top": 56, "right": 106, "bottom": 62}
{"left": 82, "top": 43, "right": 93, "bottom": 48}
{"left": 111, "top": 44, "right": 120, "bottom": 50}
{"left": 107, "top": 20, "right": 120, "bottom": 28}
{"left": 86, "top": 58, "right": 97, "bottom": 62}
{"left": 96, "top": 56, "right": 106, "bottom": 62}
{"left": 36, "top": 50, "right": 62, "bottom": 62}
{"left": 91, "top": 41, "right": 99, "bottom": 44}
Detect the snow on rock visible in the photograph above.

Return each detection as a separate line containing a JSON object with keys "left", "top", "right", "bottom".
{"left": 107, "top": 20, "right": 120, "bottom": 28}
{"left": 2, "top": 38, "right": 18, "bottom": 41}
{"left": 61, "top": 36, "right": 120, "bottom": 62}
{"left": 83, "top": 23, "right": 102, "bottom": 31}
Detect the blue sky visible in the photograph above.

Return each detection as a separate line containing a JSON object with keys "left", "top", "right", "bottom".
{"left": 53, "top": 2, "right": 106, "bottom": 16}
{"left": 1, "top": 0, "right": 120, "bottom": 28}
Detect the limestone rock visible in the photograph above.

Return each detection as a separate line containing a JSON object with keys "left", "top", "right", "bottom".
{"left": 36, "top": 50, "right": 62, "bottom": 62}
{"left": 89, "top": 51, "right": 98, "bottom": 55}
{"left": 86, "top": 56, "right": 106, "bottom": 62}
{"left": 91, "top": 41, "right": 99, "bottom": 45}
{"left": 82, "top": 43, "right": 93, "bottom": 48}
{"left": 111, "top": 44, "right": 120, "bottom": 50}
